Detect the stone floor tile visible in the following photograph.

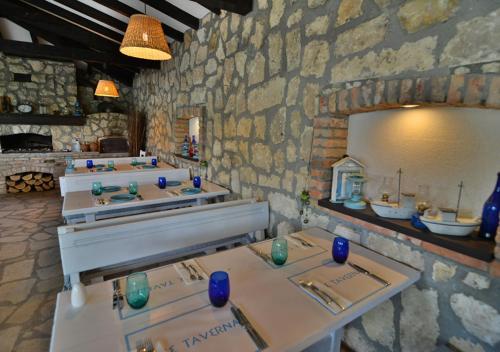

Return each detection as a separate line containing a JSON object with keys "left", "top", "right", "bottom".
{"left": 0, "top": 236, "right": 30, "bottom": 243}
{"left": 29, "top": 238, "right": 58, "bottom": 251}
{"left": 14, "top": 337, "right": 50, "bottom": 352}
{"left": 0, "top": 306, "right": 16, "bottom": 324}
{"left": 1, "top": 259, "right": 35, "bottom": 283}
{"left": 31, "top": 232, "right": 52, "bottom": 241}
{"left": 35, "top": 277, "right": 63, "bottom": 294}
{"left": 7, "top": 294, "right": 46, "bottom": 325}
{"left": 36, "top": 264, "right": 63, "bottom": 280}
{"left": 0, "top": 242, "right": 27, "bottom": 260}
{"left": 0, "top": 326, "right": 22, "bottom": 352}
{"left": 0, "top": 279, "right": 36, "bottom": 304}
{"left": 37, "top": 248, "right": 61, "bottom": 267}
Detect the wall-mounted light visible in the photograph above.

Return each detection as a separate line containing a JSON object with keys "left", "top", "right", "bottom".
{"left": 401, "top": 104, "right": 420, "bottom": 108}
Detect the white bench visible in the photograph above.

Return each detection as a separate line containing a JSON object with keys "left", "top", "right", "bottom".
{"left": 57, "top": 199, "right": 269, "bottom": 286}
{"left": 59, "top": 168, "right": 190, "bottom": 196}
{"left": 73, "top": 156, "right": 158, "bottom": 167}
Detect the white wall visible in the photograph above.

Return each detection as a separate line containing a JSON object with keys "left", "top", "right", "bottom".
{"left": 347, "top": 107, "right": 500, "bottom": 217}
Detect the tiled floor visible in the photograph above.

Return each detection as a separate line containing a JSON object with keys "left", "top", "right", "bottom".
{"left": 0, "top": 190, "right": 63, "bottom": 352}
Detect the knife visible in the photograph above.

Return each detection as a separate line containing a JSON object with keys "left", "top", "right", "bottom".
{"left": 348, "top": 262, "right": 390, "bottom": 287}
{"left": 112, "top": 279, "right": 124, "bottom": 310}
{"left": 231, "top": 306, "right": 268, "bottom": 350}
{"left": 248, "top": 246, "right": 271, "bottom": 263}
{"left": 289, "top": 235, "right": 313, "bottom": 247}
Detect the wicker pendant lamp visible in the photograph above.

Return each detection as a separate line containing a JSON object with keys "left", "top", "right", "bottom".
{"left": 120, "top": 14, "right": 172, "bottom": 61}
{"left": 94, "top": 80, "right": 119, "bottom": 98}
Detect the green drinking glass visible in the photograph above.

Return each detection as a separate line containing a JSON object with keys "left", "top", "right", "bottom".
{"left": 131, "top": 158, "right": 138, "bottom": 166}
{"left": 126, "top": 272, "right": 150, "bottom": 309}
{"left": 271, "top": 238, "right": 288, "bottom": 266}
{"left": 128, "top": 181, "right": 138, "bottom": 195}
{"left": 108, "top": 160, "right": 115, "bottom": 169}
{"left": 91, "top": 181, "right": 102, "bottom": 196}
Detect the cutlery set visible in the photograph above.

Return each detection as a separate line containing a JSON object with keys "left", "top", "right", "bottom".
{"left": 181, "top": 261, "right": 204, "bottom": 281}
{"left": 136, "top": 338, "right": 156, "bottom": 352}
{"left": 231, "top": 306, "right": 268, "bottom": 350}
{"left": 248, "top": 245, "right": 272, "bottom": 263}
{"left": 289, "top": 235, "right": 314, "bottom": 248}
{"left": 348, "top": 262, "right": 391, "bottom": 287}
{"left": 299, "top": 280, "right": 345, "bottom": 311}
{"left": 112, "top": 279, "right": 123, "bottom": 310}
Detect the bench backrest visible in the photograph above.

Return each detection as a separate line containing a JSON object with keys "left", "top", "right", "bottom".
{"left": 73, "top": 156, "right": 158, "bottom": 167}
{"left": 58, "top": 199, "right": 269, "bottom": 276}
{"left": 59, "top": 168, "right": 190, "bottom": 196}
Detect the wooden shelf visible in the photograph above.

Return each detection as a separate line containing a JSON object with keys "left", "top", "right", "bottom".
{"left": 0, "top": 113, "right": 86, "bottom": 126}
{"left": 318, "top": 199, "right": 496, "bottom": 263}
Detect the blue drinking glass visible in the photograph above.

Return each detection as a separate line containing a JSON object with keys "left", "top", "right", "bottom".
{"left": 151, "top": 158, "right": 158, "bottom": 166}
{"left": 332, "top": 237, "right": 349, "bottom": 264}
{"left": 209, "top": 271, "right": 230, "bottom": 307}
{"left": 193, "top": 176, "right": 202, "bottom": 189}
{"left": 86, "top": 160, "right": 93, "bottom": 169}
{"left": 158, "top": 176, "right": 167, "bottom": 189}
{"left": 126, "top": 272, "right": 150, "bottom": 309}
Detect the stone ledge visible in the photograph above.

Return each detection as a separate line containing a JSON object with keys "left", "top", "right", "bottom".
{"left": 315, "top": 200, "right": 499, "bottom": 276}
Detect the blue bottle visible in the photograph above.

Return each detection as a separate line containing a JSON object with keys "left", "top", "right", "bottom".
{"left": 479, "top": 173, "right": 500, "bottom": 240}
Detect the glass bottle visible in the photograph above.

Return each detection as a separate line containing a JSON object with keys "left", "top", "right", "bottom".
{"left": 182, "top": 135, "right": 189, "bottom": 157}
{"left": 191, "top": 135, "right": 199, "bottom": 160}
{"left": 478, "top": 173, "right": 500, "bottom": 240}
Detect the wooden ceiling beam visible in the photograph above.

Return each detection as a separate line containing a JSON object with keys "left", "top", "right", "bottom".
{"left": 0, "top": 0, "right": 120, "bottom": 53}
{"left": 97, "top": 0, "right": 184, "bottom": 42}
{"left": 141, "top": 0, "right": 199, "bottom": 30}
{"left": 53, "top": 0, "right": 128, "bottom": 32}
{"left": 19, "top": 0, "right": 123, "bottom": 43}
{"left": 0, "top": 39, "right": 160, "bottom": 70}
{"left": 193, "top": 0, "right": 252, "bottom": 15}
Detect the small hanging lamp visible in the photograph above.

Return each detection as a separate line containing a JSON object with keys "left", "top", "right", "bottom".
{"left": 94, "top": 80, "right": 119, "bottom": 98}
{"left": 120, "top": 13, "right": 172, "bottom": 61}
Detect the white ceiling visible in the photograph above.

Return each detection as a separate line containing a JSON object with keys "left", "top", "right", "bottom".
{"left": 0, "top": 0, "right": 211, "bottom": 43}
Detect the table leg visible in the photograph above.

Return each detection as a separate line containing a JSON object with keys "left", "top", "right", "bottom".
{"left": 329, "top": 328, "right": 343, "bottom": 352}
{"left": 69, "top": 273, "right": 80, "bottom": 287}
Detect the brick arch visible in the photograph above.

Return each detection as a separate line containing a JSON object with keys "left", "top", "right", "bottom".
{"left": 309, "top": 73, "right": 500, "bottom": 200}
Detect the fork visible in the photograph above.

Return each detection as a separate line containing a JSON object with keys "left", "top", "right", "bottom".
{"left": 181, "top": 262, "right": 196, "bottom": 281}
{"left": 136, "top": 339, "right": 145, "bottom": 352}
{"left": 189, "top": 264, "right": 204, "bottom": 280}
{"left": 145, "top": 338, "right": 155, "bottom": 352}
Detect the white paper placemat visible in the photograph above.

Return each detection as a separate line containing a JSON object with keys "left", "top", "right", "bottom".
{"left": 124, "top": 304, "right": 257, "bottom": 352}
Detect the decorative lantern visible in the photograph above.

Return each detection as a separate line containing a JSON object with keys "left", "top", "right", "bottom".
{"left": 330, "top": 156, "right": 365, "bottom": 203}
{"left": 344, "top": 175, "right": 367, "bottom": 210}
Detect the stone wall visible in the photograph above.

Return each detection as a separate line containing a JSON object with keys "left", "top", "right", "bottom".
{"left": 0, "top": 113, "right": 128, "bottom": 151}
{"left": 134, "top": 0, "right": 500, "bottom": 351}
{"left": 0, "top": 53, "right": 76, "bottom": 114}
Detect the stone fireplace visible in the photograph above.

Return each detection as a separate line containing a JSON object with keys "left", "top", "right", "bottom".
{"left": 0, "top": 133, "right": 53, "bottom": 153}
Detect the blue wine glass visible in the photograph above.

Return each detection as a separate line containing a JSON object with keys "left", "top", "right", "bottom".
{"left": 86, "top": 160, "right": 93, "bottom": 169}
{"left": 158, "top": 177, "right": 167, "bottom": 189}
{"left": 126, "top": 272, "right": 150, "bottom": 309}
{"left": 193, "top": 176, "right": 202, "bottom": 189}
{"left": 151, "top": 158, "right": 157, "bottom": 166}
{"left": 332, "top": 237, "right": 349, "bottom": 264}
{"left": 209, "top": 271, "right": 230, "bottom": 307}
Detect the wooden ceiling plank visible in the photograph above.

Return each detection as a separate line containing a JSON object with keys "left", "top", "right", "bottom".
{"left": 0, "top": 39, "right": 160, "bottom": 70}
{"left": 97, "top": 0, "right": 184, "bottom": 42}
{"left": 193, "top": 0, "right": 252, "bottom": 15}
{"left": 1, "top": 0, "right": 120, "bottom": 53}
{"left": 141, "top": 0, "right": 200, "bottom": 30}
{"left": 54, "top": 0, "right": 128, "bottom": 32}
{"left": 19, "top": 0, "right": 124, "bottom": 43}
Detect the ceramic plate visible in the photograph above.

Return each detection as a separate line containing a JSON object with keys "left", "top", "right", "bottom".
{"left": 110, "top": 194, "right": 136, "bottom": 202}
{"left": 181, "top": 187, "right": 202, "bottom": 195}
{"left": 142, "top": 165, "right": 157, "bottom": 169}
{"left": 94, "top": 164, "right": 106, "bottom": 168}
{"left": 102, "top": 186, "right": 121, "bottom": 193}
{"left": 96, "top": 167, "right": 114, "bottom": 172}
{"left": 165, "top": 181, "right": 181, "bottom": 187}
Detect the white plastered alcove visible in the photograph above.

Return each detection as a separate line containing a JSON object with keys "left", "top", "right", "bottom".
{"left": 347, "top": 107, "right": 500, "bottom": 217}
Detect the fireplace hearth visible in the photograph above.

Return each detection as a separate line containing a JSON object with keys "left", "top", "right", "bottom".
{"left": 0, "top": 133, "right": 53, "bottom": 153}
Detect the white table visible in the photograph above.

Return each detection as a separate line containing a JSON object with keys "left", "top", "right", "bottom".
{"left": 50, "top": 228, "right": 420, "bottom": 352}
{"left": 66, "top": 162, "right": 174, "bottom": 176}
{"left": 62, "top": 181, "right": 230, "bottom": 223}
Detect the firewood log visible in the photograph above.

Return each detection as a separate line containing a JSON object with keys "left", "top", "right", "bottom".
{"left": 34, "top": 173, "right": 43, "bottom": 180}
{"left": 41, "top": 175, "right": 52, "bottom": 182}
{"left": 9, "top": 175, "right": 21, "bottom": 181}
{"left": 48, "top": 180, "right": 54, "bottom": 188}
{"left": 14, "top": 182, "right": 26, "bottom": 190}
{"left": 22, "top": 185, "right": 31, "bottom": 192}
{"left": 34, "top": 180, "right": 43, "bottom": 186}
{"left": 25, "top": 179, "right": 35, "bottom": 185}
{"left": 22, "top": 173, "right": 33, "bottom": 181}
{"left": 6, "top": 180, "right": 16, "bottom": 187}
{"left": 8, "top": 187, "right": 20, "bottom": 193}
{"left": 35, "top": 186, "right": 44, "bottom": 192}
{"left": 42, "top": 183, "right": 51, "bottom": 190}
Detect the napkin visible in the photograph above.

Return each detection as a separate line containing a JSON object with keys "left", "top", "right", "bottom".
{"left": 174, "top": 259, "right": 208, "bottom": 285}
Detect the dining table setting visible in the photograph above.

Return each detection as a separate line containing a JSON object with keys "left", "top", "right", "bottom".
{"left": 67, "top": 158, "right": 174, "bottom": 175}
{"left": 50, "top": 227, "right": 420, "bottom": 352}
{"left": 62, "top": 177, "right": 230, "bottom": 223}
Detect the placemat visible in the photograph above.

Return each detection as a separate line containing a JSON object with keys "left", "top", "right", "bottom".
{"left": 248, "top": 235, "right": 326, "bottom": 268}
{"left": 116, "top": 264, "right": 207, "bottom": 320}
{"left": 289, "top": 261, "right": 387, "bottom": 315}
{"left": 124, "top": 304, "right": 257, "bottom": 352}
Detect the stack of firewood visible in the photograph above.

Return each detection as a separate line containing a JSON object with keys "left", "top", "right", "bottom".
{"left": 6, "top": 172, "right": 54, "bottom": 193}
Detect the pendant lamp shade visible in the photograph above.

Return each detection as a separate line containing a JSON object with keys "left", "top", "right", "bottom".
{"left": 94, "top": 80, "right": 119, "bottom": 98}
{"left": 120, "top": 14, "right": 172, "bottom": 61}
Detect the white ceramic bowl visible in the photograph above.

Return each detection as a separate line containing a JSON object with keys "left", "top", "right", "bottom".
{"left": 420, "top": 216, "right": 480, "bottom": 237}
{"left": 370, "top": 201, "right": 414, "bottom": 220}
